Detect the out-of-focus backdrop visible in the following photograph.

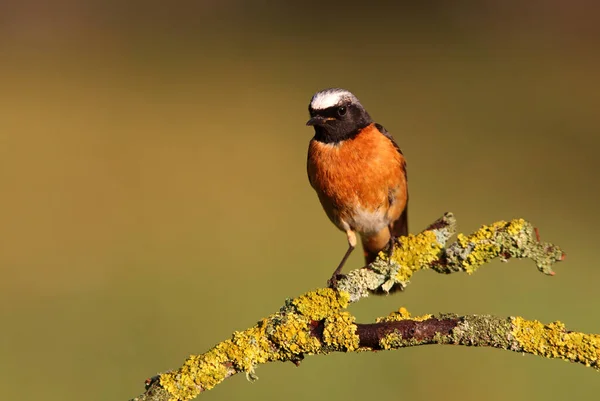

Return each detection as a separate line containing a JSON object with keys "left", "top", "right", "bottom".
{"left": 1, "top": 1, "right": 599, "bottom": 400}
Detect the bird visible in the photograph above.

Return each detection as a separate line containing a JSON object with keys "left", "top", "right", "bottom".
{"left": 306, "top": 88, "right": 408, "bottom": 288}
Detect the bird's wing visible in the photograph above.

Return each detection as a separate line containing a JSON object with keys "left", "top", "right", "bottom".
{"left": 375, "top": 123, "right": 408, "bottom": 238}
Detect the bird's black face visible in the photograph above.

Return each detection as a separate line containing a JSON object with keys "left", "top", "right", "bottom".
{"left": 307, "top": 101, "right": 372, "bottom": 144}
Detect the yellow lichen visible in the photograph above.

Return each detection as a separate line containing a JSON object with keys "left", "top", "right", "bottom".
{"left": 292, "top": 288, "right": 350, "bottom": 320}
{"left": 322, "top": 311, "right": 359, "bottom": 351}
{"left": 506, "top": 218, "right": 525, "bottom": 235}
{"left": 376, "top": 307, "right": 433, "bottom": 323}
{"left": 160, "top": 347, "right": 231, "bottom": 400}
{"left": 159, "top": 318, "right": 275, "bottom": 400}
{"left": 271, "top": 313, "right": 321, "bottom": 357}
{"left": 390, "top": 231, "right": 442, "bottom": 283}
{"left": 379, "top": 333, "right": 399, "bottom": 350}
{"left": 289, "top": 289, "right": 358, "bottom": 352}
{"left": 159, "top": 289, "right": 356, "bottom": 400}
{"left": 456, "top": 233, "right": 468, "bottom": 247}
{"left": 511, "top": 317, "right": 600, "bottom": 368}
{"left": 223, "top": 325, "right": 273, "bottom": 370}
{"left": 455, "top": 219, "right": 526, "bottom": 274}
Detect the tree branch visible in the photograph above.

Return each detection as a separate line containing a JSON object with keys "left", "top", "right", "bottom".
{"left": 338, "top": 212, "right": 564, "bottom": 301}
{"left": 129, "top": 214, "right": 576, "bottom": 401}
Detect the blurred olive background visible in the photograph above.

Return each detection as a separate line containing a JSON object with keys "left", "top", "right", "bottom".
{"left": 1, "top": 1, "right": 599, "bottom": 400}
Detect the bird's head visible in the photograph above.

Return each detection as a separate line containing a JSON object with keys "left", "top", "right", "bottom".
{"left": 307, "top": 88, "right": 372, "bottom": 144}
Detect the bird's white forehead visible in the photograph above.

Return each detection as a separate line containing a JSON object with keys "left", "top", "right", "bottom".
{"left": 310, "top": 88, "right": 357, "bottom": 110}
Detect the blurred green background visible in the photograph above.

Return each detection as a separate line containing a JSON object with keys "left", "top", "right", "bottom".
{"left": 1, "top": 1, "right": 599, "bottom": 400}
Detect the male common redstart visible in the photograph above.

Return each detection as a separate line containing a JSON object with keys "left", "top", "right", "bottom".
{"left": 306, "top": 88, "right": 408, "bottom": 287}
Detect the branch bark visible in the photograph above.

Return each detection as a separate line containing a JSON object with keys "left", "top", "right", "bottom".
{"left": 129, "top": 214, "right": 577, "bottom": 401}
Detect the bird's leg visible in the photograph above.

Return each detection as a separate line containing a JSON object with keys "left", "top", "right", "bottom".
{"left": 328, "top": 230, "right": 356, "bottom": 289}
{"left": 387, "top": 224, "right": 396, "bottom": 258}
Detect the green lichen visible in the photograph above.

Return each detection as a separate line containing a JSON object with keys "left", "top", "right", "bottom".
{"left": 337, "top": 267, "right": 385, "bottom": 302}
{"left": 451, "top": 315, "right": 513, "bottom": 349}
{"left": 379, "top": 331, "right": 426, "bottom": 350}
{"left": 511, "top": 317, "right": 600, "bottom": 368}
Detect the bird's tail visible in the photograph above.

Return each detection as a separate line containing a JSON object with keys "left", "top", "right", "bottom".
{"left": 361, "top": 229, "right": 390, "bottom": 265}
{"left": 363, "top": 206, "right": 408, "bottom": 294}
{"left": 361, "top": 205, "right": 409, "bottom": 265}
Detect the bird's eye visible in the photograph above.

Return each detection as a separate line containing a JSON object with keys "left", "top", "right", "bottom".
{"left": 337, "top": 106, "right": 347, "bottom": 116}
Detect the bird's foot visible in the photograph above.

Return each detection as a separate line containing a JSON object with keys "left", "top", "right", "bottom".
{"left": 327, "top": 243, "right": 354, "bottom": 290}
{"left": 387, "top": 235, "right": 396, "bottom": 259}
{"left": 327, "top": 272, "right": 346, "bottom": 290}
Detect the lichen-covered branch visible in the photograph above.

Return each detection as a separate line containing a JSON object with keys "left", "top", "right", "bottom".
{"left": 338, "top": 212, "right": 564, "bottom": 302}
{"left": 129, "top": 214, "right": 573, "bottom": 401}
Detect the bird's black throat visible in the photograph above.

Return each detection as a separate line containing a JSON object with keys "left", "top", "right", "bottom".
{"left": 309, "top": 102, "right": 373, "bottom": 144}
{"left": 312, "top": 119, "right": 372, "bottom": 144}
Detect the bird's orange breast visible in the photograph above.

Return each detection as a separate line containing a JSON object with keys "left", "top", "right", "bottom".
{"left": 307, "top": 123, "right": 407, "bottom": 234}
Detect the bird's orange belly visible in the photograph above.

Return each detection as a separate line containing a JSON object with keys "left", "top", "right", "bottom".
{"left": 308, "top": 124, "right": 407, "bottom": 235}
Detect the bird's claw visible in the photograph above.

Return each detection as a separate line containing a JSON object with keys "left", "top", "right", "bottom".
{"left": 327, "top": 273, "right": 345, "bottom": 290}
{"left": 387, "top": 235, "right": 396, "bottom": 259}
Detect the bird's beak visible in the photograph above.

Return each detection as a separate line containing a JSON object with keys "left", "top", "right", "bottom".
{"left": 306, "top": 116, "right": 332, "bottom": 126}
